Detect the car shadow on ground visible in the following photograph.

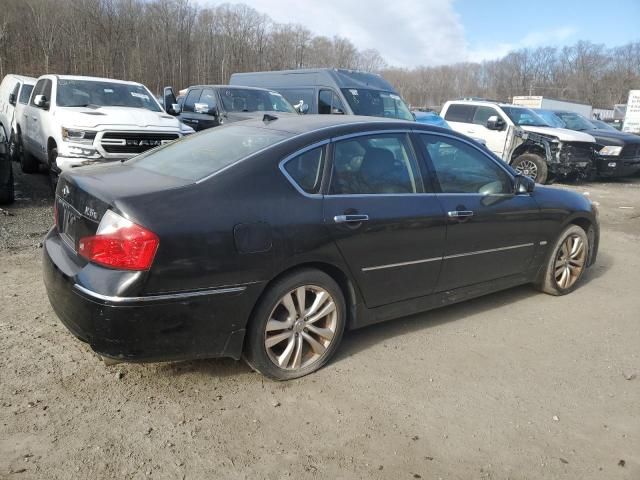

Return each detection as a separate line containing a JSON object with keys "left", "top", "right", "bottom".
{"left": 153, "top": 251, "right": 612, "bottom": 380}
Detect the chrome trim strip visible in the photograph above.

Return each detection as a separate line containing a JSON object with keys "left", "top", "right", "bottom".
{"left": 73, "top": 284, "right": 246, "bottom": 303}
{"left": 443, "top": 242, "right": 534, "bottom": 260}
{"left": 362, "top": 256, "right": 442, "bottom": 272}
{"left": 540, "top": 240, "right": 548, "bottom": 246}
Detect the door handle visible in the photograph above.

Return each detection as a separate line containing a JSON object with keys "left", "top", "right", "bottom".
{"left": 334, "top": 214, "right": 369, "bottom": 223}
{"left": 447, "top": 210, "right": 474, "bottom": 218}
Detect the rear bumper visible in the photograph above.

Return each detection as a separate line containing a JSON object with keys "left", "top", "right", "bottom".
{"left": 43, "top": 229, "right": 259, "bottom": 362}
{"left": 595, "top": 156, "right": 640, "bottom": 177}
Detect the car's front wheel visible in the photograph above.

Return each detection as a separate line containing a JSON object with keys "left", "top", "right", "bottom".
{"left": 244, "top": 269, "right": 346, "bottom": 380}
{"left": 536, "top": 224, "right": 589, "bottom": 295}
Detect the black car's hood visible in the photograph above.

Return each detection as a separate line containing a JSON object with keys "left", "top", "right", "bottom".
{"left": 582, "top": 129, "right": 640, "bottom": 146}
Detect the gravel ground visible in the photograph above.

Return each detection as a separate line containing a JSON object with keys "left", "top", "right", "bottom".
{"left": 1, "top": 166, "right": 639, "bottom": 480}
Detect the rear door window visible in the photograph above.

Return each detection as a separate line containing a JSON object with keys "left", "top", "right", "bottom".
{"left": 283, "top": 147, "right": 324, "bottom": 194}
{"left": 443, "top": 104, "right": 475, "bottom": 123}
{"left": 19, "top": 85, "right": 34, "bottom": 104}
{"left": 329, "top": 134, "right": 423, "bottom": 195}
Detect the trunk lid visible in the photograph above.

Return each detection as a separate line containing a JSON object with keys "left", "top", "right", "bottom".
{"left": 55, "top": 163, "right": 190, "bottom": 251}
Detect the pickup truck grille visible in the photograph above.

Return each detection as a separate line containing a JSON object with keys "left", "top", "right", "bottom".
{"left": 100, "top": 132, "right": 179, "bottom": 154}
{"left": 560, "top": 142, "right": 594, "bottom": 163}
{"left": 621, "top": 143, "right": 640, "bottom": 159}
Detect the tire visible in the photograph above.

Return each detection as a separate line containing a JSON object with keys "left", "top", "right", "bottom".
{"left": 0, "top": 163, "right": 15, "bottom": 205}
{"left": 244, "top": 269, "right": 346, "bottom": 380}
{"left": 20, "top": 141, "right": 39, "bottom": 174}
{"left": 9, "top": 131, "right": 19, "bottom": 163}
{"left": 512, "top": 153, "right": 548, "bottom": 184}
{"left": 536, "top": 224, "right": 589, "bottom": 296}
{"left": 48, "top": 146, "right": 60, "bottom": 191}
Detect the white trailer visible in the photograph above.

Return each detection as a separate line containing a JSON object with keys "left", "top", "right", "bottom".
{"left": 512, "top": 96, "right": 592, "bottom": 117}
{"left": 622, "top": 90, "right": 640, "bottom": 134}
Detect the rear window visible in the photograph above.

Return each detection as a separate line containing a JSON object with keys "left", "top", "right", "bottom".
{"left": 443, "top": 104, "right": 474, "bottom": 123}
{"left": 128, "top": 125, "right": 290, "bottom": 181}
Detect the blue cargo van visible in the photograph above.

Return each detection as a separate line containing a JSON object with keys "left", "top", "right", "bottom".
{"left": 229, "top": 68, "right": 414, "bottom": 121}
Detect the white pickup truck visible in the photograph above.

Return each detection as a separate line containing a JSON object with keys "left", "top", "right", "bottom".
{"left": 19, "top": 75, "right": 193, "bottom": 184}
{"left": 441, "top": 100, "right": 597, "bottom": 183}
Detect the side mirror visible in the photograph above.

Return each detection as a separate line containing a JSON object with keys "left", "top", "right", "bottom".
{"left": 514, "top": 174, "right": 535, "bottom": 194}
{"left": 194, "top": 102, "right": 217, "bottom": 116}
{"left": 163, "top": 86, "right": 178, "bottom": 115}
{"left": 486, "top": 115, "right": 505, "bottom": 131}
{"left": 171, "top": 103, "right": 181, "bottom": 114}
{"left": 8, "top": 93, "right": 17, "bottom": 106}
{"left": 34, "top": 95, "right": 48, "bottom": 108}
{"left": 294, "top": 101, "right": 309, "bottom": 114}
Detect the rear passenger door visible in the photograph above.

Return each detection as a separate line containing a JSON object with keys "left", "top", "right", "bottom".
{"left": 323, "top": 132, "right": 446, "bottom": 308}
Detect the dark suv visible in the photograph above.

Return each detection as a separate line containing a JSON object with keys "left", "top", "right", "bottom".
{"left": 535, "top": 109, "right": 640, "bottom": 178}
{"left": 163, "top": 85, "right": 297, "bottom": 132}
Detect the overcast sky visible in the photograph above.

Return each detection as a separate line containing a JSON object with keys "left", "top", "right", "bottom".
{"left": 203, "top": 0, "right": 640, "bottom": 67}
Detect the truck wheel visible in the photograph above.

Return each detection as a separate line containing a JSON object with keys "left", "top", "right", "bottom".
{"left": 48, "top": 147, "right": 60, "bottom": 191}
{"left": 0, "top": 162, "right": 15, "bottom": 205}
{"left": 512, "top": 153, "right": 548, "bottom": 184}
{"left": 9, "top": 132, "right": 19, "bottom": 162}
{"left": 20, "top": 146, "right": 39, "bottom": 174}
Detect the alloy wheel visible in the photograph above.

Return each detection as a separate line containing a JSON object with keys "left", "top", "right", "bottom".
{"left": 515, "top": 159, "right": 538, "bottom": 180}
{"left": 554, "top": 234, "right": 586, "bottom": 289}
{"left": 264, "top": 285, "right": 338, "bottom": 370}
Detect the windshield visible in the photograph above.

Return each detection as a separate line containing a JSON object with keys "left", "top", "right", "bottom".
{"left": 536, "top": 110, "right": 566, "bottom": 128}
{"left": 501, "top": 106, "right": 549, "bottom": 127}
{"left": 56, "top": 80, "right": 162, "bottom": 112}
{"left": 219, "top": 88, "right": 295, "bottom": 113}
{"left": 340, "top": 89, "right": 414, "bottom": 121}
{"left": 554, "top": 112, "right": 594, "bottom": 131}
{"left": 127, "top": 125, "right": 290, "bottom": 181}
{"left": 589, "top": 119, "right": 619, "bottom": 132}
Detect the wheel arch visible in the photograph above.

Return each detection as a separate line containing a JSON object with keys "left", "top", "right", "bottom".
{"left": 510, "top": 143, "right": 546, "bottom": 164}
{"left": 252, "top": 260, "right": 360, "bottom": 333}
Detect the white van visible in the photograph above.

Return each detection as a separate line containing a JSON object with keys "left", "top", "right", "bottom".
{"left": 441, "top": 100, "right": 596, "bottom": 183}
{"left": 0, "top": 74, "right": 36, "bottom": 161}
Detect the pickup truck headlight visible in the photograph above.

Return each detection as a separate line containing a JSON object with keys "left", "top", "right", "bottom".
{"left": 61, "top": 127, "right": 96, "bottom": 144}
{"left": 598, "top": 146, "right": 622, "bottom": 156}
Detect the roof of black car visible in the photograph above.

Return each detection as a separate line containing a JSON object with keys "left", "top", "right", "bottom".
{"left": 188, "top": 85, "right": 279, "bottom": 92}
{"left": 238, "top": 114, "right": 415, "bottom": 135}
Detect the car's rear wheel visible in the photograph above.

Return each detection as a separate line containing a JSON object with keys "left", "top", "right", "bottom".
{"left": 512, "top": 153, "right": 548, "bottom": 184}
{"left": 244, "top": 269, "right": 346, "bottom": 380}
{"left": 537, "top": 224, "right": 589, "bottom": 295}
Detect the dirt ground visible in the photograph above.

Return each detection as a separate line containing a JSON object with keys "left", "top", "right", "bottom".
{"left": 1, "top": 166, "right": 639, "bottom": 480}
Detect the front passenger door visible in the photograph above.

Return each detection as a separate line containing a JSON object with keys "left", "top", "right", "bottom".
{"left": 417, "top": 133, "right": 542, "bottom": 291}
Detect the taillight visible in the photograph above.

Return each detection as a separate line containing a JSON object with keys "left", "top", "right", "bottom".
{"left": 78, "top": 210, "right": 159, "bottom": 271}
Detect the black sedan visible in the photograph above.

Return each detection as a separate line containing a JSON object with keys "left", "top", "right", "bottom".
{"left": 43, "top": 116, "right": 599, "bottom": 380}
